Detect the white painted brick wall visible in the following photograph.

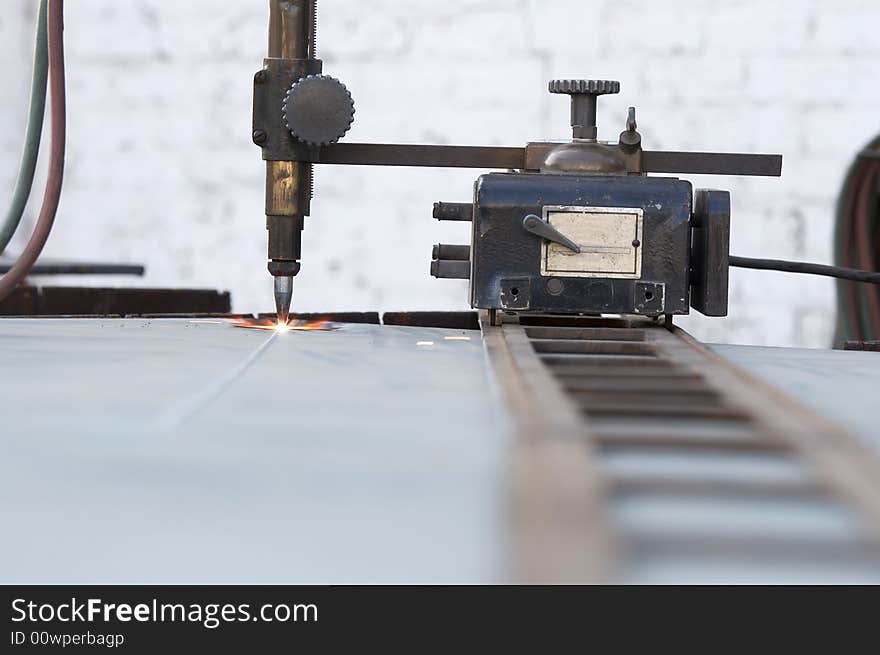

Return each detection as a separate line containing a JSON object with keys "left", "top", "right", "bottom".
{"left": 1, "top": 0, "right": 879, "bottom": 346}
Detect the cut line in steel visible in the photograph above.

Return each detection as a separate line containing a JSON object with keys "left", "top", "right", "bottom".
{"left": 156, "top": 331, "right": 280, "bottom": 432}
{"left": 156, "top": 317, "right": 340, "bottom": 430}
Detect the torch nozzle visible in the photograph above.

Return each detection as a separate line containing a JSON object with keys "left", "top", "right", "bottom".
{"left": 274, "top": 275, "right": 293, "bottom": 325}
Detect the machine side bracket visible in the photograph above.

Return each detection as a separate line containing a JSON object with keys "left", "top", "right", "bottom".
{"left": 690, "top": 189, "right": 731, "bottom": 317}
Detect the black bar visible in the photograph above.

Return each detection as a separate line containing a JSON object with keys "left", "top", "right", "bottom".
{"left": 299, "top": 143, "right": 783, "bottom": 176}
{"left": 2, "top": 585, "right": 824, "bottom": 652}
{"left": 430, "top": 260, "right": 470, "bottom": 279}
{"left": 382, "top": 311, "right": 480, "bottom": 330}
{"left": 844, "top": 341, "right": 880, "bottom": 351}
{"left": 690, "top": 189, "right": 731, "bottom": 317}
{"left": 642, "top": 151, "right": 783, "bottom": 177}
{"left": 0, "top": 259, "right": 145, "bottom": 276}
{"left": 432, "top": 244, "right": 471, "bottom": 261}
{"left": 433, "top": 202, "right": 473, "bottom": 222}
{"left": 312, "top": 143, "right": 525, "bottom": 169}
{"left": 0, "top": 287, "right": 231, "bottom": 316}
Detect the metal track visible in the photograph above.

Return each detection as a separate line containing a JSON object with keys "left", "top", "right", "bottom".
{"left": 483, "top": 313, "right": 880, "bottom": 583}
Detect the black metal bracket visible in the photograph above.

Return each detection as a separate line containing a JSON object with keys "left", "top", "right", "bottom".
{"left": 690, "top": 189, "right": 731, "bottom": 317}
{"left": 257, "top": 138, "right": 782, "bottom": 177}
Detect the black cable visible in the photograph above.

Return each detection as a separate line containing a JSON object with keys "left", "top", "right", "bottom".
{"left": 730, "top": 256, "right": 880, "bottom": 285}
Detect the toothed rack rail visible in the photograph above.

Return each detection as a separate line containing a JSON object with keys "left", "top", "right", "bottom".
{"left": 482, "top": 314, "right": 880, "bottom": 582}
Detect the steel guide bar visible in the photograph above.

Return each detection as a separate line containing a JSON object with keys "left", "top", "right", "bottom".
{"left": 282, "top": 143, "right": 784, "bottom": 176}
{"left": 481, "top": 313, "right": 880, "bottom": 582}
{"left": 481, "top": 316, "right": 618, "bottom": 583}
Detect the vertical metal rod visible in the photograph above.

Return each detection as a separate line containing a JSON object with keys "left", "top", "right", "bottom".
{"left": 269, "top": 0, "right": 308, "bottom": 59}
{"left": 571, "top": 95, "right": 598, "bottom": 141}
{"left": 265, "top": 1, "right": 315, "bottom": 321}
{"left": 268, "top": 0, "right": 281, "bottom": 56}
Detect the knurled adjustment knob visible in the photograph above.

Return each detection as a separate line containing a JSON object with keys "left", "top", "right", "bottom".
{"left": 548, "top": 79, "right": 620, "bottom": 141}
{"left": 548, "top": 79, "right": 620, "bottom": 96}
{"left": 283, "top": 75, "right": 355, "bottom": 146}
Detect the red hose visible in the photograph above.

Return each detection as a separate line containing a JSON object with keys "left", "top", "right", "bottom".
{"left": 0, "top": 0, "right": 65, "bottom": 303}
{"left": 855, "top": 161, "right": 880, "bottom": 329}
{"left": 841, "top": 166, "right": 863, "bottom": 340}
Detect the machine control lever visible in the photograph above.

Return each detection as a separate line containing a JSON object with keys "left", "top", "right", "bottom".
{"left": 522, "top": 214, "right": 581, "bottom": 253}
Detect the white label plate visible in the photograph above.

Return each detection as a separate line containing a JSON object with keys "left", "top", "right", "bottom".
{"left": 540, "top": 205, "right": 644, "bottom": 279}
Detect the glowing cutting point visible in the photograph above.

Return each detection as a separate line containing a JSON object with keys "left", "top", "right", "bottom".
{"left": 232, "top": 317, "right": 336, "bottom": 332}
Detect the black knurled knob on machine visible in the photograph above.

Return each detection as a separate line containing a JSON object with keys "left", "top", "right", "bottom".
{"left": 283, "top": 74, "right": 355, "bottom": 146}
{"left": 549, "top": 79, "right": 620, "bottom": 141}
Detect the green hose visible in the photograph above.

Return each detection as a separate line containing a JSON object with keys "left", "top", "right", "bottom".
{"left": 0, "top": 0, "right": 49, "bottom": 255}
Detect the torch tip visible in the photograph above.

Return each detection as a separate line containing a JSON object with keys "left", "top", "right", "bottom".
{"left": 273, "top": 275, "right": 293, "bottom": 326}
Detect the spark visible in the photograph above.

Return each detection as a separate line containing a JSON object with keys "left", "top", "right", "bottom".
{"left": 232, "top": 317, "right": 337, "bottom": 332}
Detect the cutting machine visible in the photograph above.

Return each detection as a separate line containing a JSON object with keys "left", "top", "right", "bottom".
{"left": 253, "top": 1, "right": 782, "bottom": 325}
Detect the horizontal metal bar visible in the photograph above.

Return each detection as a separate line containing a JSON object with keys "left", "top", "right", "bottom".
{"left": 0, "top": 286, "right": 231, "bottom": 317}
{"left": 530, "top": 339, "right": 656, "bottom": 356}
{"left": 430, "top": 260, "right": 470, "bottom": 279}
{"left": 0, "top": 259, "right": 145, "bottom": 276}
{"left": 583, "top": 402, "right": 749, "bottom": 420}
{"left": 312, "top": 143, "right": 526, "bottom": 169}
{"left": 433, "top": 202, "right": 473, "bottom": 222}
{"left": 607, "top": 475, "right": 823, "bottom": 499}
{"left": 642, "top": 151, "right": 783, "bottom": 177}
{"left": 625, "top": 534, "right": 880, "bottom": 561}
{"left": 551, "top": 367, "right": 701, "bottom": 380}
{"left": 382, "top": 311, "right": 479, "bottom": 330}
{"left": 432, "top": 244, "right": 471, "bottom": 261}
{"left": 844, "top": 340, "right": 880, "bottom": 352}
{"left": 575, "top": 393, "right": 726, "bottom": 408}
{"left": 523, "top": 326, "right": 647, "bottom": 341}
{"left": 541, "top": 353, "right": 668, "bottom": 367}
{"left": 560, "top": 379, "right": 717, "bottom": 395}
{"left": 520, "top": 315, "right": 651, "bottom": 329}
{"left": 592, "top": 424, "right": 781, "bottom": 452}
{"left": 308, "top": 143, "right": 781, "bottom": 177}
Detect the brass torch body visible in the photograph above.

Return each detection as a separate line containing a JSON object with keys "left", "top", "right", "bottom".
{"left": 265, "top": 0, "right": 316, "bottom": 320}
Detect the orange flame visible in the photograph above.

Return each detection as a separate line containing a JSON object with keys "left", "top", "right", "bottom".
{"left": 232, "top": 317, "right": 337, "bottom": 332}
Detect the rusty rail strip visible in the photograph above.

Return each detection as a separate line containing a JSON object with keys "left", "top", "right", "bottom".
{"left": 482, "top": 312, "right": 880, "bottom": 583}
